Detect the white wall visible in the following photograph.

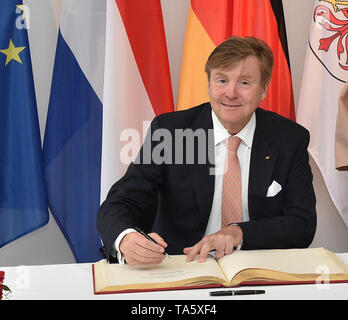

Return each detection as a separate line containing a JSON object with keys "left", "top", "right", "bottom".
{"left": 1, "top": 0, "right": 348, "bottom": 267}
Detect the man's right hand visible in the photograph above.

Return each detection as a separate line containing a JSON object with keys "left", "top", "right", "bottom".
{"left": 119, "top": 231, "right": 168, "bottom": 265}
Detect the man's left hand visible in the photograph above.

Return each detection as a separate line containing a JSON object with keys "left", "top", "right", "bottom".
{"left": 183, "top": 225, "right": 243, "bottom": 262}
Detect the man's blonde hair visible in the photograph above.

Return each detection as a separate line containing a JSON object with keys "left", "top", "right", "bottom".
{"left": 205, "top": 36, "right": 274, "bottom": 88}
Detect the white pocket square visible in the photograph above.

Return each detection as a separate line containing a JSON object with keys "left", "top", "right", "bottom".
{"left": 266, "top": 180, "right": 282, "bottom": 197}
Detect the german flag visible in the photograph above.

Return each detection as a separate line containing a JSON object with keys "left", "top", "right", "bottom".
{"left": 177, "top": 0, "right": 295, "bottom": 121}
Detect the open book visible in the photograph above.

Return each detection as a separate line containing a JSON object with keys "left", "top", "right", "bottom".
{"left": 92, "top": 247, "right": 348, "bottom": 294}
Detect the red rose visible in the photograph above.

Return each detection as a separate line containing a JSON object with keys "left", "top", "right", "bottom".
{"left": 0, "top": 271, "right": 10, "bottom": 299}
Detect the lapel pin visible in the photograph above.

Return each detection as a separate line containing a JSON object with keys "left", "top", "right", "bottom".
{"left": 265, "top": 156, "right": 271, "bottom": 160}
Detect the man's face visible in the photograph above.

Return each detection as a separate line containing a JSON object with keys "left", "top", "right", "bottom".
{"left": 208, "top": 55, "right": 268, "bottom": 134}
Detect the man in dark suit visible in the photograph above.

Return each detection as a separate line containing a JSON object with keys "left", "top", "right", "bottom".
{"left": 97, "top": 36, "right": 316, "bottom": 265}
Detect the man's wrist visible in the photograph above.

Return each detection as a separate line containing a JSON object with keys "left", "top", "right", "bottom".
{"left": 227, "top": 223, "right": 243, "bottom": 249}
{"left": 114, "top": 228, "right": 136, "bottom": 264}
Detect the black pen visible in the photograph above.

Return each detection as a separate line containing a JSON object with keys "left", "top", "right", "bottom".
{"left": 134, "top": 227, "right": 170, "bottom": 258}
{"left": 210, "top": 289, "right": 265, "bottom": 296}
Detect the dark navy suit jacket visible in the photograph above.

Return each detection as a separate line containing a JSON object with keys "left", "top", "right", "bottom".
{"left": 97, "top": 103, "right": 317, "bottom": 260}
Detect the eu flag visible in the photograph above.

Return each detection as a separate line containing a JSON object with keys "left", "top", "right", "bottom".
{"left": 0, "top": 1, "right": 48, "bottom": 247}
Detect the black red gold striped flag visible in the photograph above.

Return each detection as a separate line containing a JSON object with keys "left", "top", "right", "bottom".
{"left": 178, "top": 0, "right": 295, "bottom": 121}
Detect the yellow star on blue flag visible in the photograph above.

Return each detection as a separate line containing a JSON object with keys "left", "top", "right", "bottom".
{"left": 0, "top": 38, "right": 26, "bottom": 66}
{"left": 16, "top": 4, "right": 27, "bottom": 21}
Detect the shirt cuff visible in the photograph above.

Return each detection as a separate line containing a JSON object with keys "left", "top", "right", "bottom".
{"left": 228, "top": 223, "right": 243, "bottom": 250}
{"left": 235, "top": 240, "right": 243, "bottom": 250}
{"left": 114, "top": 228, "right": 136, "bottom": 264}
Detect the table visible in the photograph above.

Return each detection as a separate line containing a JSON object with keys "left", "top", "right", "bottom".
{"left": 1, "top": 254, "right": 348, "bottom": 300}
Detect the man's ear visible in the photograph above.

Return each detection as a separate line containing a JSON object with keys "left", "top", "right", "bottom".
{"left": 262, "top": 82, "right": 270, "bottom": 100}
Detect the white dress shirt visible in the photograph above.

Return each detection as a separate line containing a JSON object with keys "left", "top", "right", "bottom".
{"left": 114, "top": 110, "right": 256, "bottom": 263}
{"left": 205, "top": 110, "right": 255, "bottom": 236}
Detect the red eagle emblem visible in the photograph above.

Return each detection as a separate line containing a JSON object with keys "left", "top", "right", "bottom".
{"left": 313, "top": 1, "right": 348, "bottom": 73}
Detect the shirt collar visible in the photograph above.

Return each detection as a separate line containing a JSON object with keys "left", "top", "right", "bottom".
{"left": 211, "top": 109, "right": 256, "bottom": 149}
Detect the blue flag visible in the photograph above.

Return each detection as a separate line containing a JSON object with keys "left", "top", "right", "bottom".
{"left": 0, "top": 1, "right": 48, "bottom": 247}
{"left": 43, "top": 1, "right": 105, "bottom": 263}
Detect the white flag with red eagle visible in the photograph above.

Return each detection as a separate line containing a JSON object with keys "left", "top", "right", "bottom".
{"left": 297, "top": 0, "right": 348, "bottom": 226}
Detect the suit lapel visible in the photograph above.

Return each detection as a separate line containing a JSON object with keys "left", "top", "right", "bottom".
{"left": 248, "top": 109, "right": 277, "bottom": 217}
{"left": 191, "top": 104, "right": 215, "bottom": 224}
{"left": 191, "top": 106, "right": 277, "bottom": 224}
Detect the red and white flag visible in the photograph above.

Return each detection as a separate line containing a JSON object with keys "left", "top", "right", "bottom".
{"left": 297, "top": 0, "right": 348, "bottom": 226}
{"left": 101, "top": 0, "right": 174, "bottom": 201}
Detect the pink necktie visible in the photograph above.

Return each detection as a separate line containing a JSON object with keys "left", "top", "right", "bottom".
{"left": 222, "top": 136, "right": 242, "bottom": 228}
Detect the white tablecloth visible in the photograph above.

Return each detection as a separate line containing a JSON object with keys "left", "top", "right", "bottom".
{"left": 1, "top": 253, "right": 348, "bottom": 300}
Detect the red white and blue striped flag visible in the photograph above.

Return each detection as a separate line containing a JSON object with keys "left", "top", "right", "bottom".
{"left": 44, "top": 0, "right": 173, "bottom": 262}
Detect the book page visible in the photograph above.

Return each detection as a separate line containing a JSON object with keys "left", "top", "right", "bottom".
{"left": 218, "top": 247, "right": 348, "bottom": 284}
{"left": 94, "top": 254, "right": 227, "bottom": 292}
